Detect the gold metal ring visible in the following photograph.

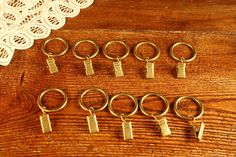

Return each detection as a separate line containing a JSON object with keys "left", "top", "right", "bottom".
{"left": 37, "top": 88, "right": 68, "bottom": 113}
{"left": 108, "top": 93, "right": 138, "bottom": 118}
{"left": 139, "top": 93, "right": 169, "bottom": 117}
{"left": 134, "top": 41, "right": 160, "bottom": 62}
{"left": 41, "top": 37, "right": 69, "bottom": 57}
{"left": 79, "top": 87, "right": 109, "bottom": 112}
{"left": 170, "top": 42, "right": 196, "bottom": 62}
{"left": 103, "top": 41, "right": 130, "bottom": 60}
{"left": 174, "top": 96, "right": 204, "bottom": 120}
{"left": 72, "top": 40, "right": 99, "bottom": 60}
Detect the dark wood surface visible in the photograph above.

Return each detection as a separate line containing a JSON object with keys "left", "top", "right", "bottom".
{"left": 0, "top": 0, "right": 236, "bottom": 156}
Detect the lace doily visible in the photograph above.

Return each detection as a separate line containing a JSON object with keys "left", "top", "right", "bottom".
{"left": 0, "top": 0, "right": 94, "bottom": 66}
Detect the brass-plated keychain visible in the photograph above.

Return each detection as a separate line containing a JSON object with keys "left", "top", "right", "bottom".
{"left": 134, "top": 41, "right": 160, "bottom": 79}
{"left": 79, "top": 87, "right": 109, "bottom": 133}
{"left": 139, "top": 93, "right": 171, "bottom": 136}
{"left": 41, "top": 38, "right": 69, "bottom": 74}
{"left": 169, "top": 42, "right": 196, "bottom": 78}
{"left": 174, "top": 96, "right": 205, "bottom": 141}
{"left": 103, "top": 41, "right": 130, "bottom": 77}
{"left": 72, "top": 40, "right": 99, "bottom": 75}
{"left": 108, "top": 93, "right": 138, "bottom": 140}
{"left": 37, "top": 88, "right": 68, "bottom": 133}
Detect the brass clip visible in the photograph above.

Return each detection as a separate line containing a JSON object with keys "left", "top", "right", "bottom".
{"left": 174, "top": 96, "right": 205, "bottom": 141}
{"left": 84, "top": 58, "right": 94, "bottom": 75}
{"left": 120, "top": 115, "right": 133, "bottom": 140}
{"left": 79, "top": 88, "right": 109, "bottom": 134}
{"left": 113, "top": 60, "right": 124, "bottom": 77}
{"left": 193, "top": 122, "right": 205, "bottom": 141}
{"left": 87, "top": 114, "right": 99, "bottom": 133}
{"left": 37, "top": 88, "right": 68, "bottom": 133}
{"left": 177, "top": 58, "right": 186, "bottom": 78}
{"left": 156, "top": 117, "right": 171, "bottom": 136}
{"left": 103, "top": 41, "right": 129, "bottom": 77}
{"left": 46, "top": 57, "right": 59, "bottom": 74}
{"left": 42, "top": 38, "right": 69, "bottom": 74}
{"left": 146, "top": 62, "right": 155, "bottom": 79}
{"left": 122, "top": 120, "right": 133, "bottom": 140}
{"left": 39, "top": 113, "right": 52, "bottom": 133}
{"left": 170, "top": 42, "right": 196, "bottom": 79}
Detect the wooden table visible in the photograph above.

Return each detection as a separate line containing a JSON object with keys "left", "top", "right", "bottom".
{"left": 0, "top": 0, "right": 236, "bottom": 156}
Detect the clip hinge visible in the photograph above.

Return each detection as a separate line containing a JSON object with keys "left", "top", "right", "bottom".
{"left": 84, "top": 59, "right": 94, "bottom": 75}
{"left": 46, "top": 57, "right": 59, "bottom": 74}
{"left": 39, "top": 113, "right": 52, "bottom": 133}
{"left": 113, "top": 61, "right": 124, "bottom": 77}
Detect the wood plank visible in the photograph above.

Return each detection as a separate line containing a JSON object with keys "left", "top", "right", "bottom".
{"left": 0, "top": 30, "right": 235, "bottom": 156}
{"left": 65, "top": 0, "right": 236, "bottom": 32}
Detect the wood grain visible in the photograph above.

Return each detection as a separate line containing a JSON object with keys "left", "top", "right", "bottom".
{"left": 0, "top": 0, "right": 236, "bottom": 156}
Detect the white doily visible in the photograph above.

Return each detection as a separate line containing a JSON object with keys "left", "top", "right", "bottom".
{"left": 0, "top": 0, "right": 94, "bottom": 66}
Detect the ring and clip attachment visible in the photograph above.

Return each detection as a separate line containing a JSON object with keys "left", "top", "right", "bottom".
{"left": 174, "top": 96, "right": 205, "bottom": 141}
{"left": 134, "top": 41, "right": 160, "bottom": 79}
{"left": 103, "top": 41, "right": 130, "bottom": 77}
{"left": 79, "top": 87, "right": 109, "bottom": 133}
{"left": 37, "top": 88, "right": 68, "bottom": 133}
{"left": 108, "top": 93, "right": 138, "bottom": 140}
{"left": 170, "top": 42, "right": 196, "bottom": 78}
{"left": 41, "top": 38, "right": 69, "bottom": 74}
{"left": 72, "top": 40, "right": 99, "bottom": 76}
{"left": 139, "top": 93, "right": 171, "bottom": 136}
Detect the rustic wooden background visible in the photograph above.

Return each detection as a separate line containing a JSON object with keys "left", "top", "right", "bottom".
{"left": 0, "top": 0, "right": 236, "bottom": 156}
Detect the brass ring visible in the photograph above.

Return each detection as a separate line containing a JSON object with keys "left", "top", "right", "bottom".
{"left": 134, "top": 41, "right": 160, "bottom": 62}
{"left": 169, "top": 42, "right": 196, "bottom": 62}
{"left": 174, "top": 96, "right": 204, "bottom": 120}
{"left": 79, "top": 87, "right": 109, "bottom": 112}
{"left": 103, "top": 41, "right": 130, "bottom": 60}
{"left": 108, "top": 93, "right": 138, "bottom": 118}
{"left": 139, "top": 93, "right": 169, "bottom": 117}
{"left": 37, "top": 88, "right": 68, "bottom": 113}
{"left": 41, "top": 37, "right": 69, "bottom": 57}
{"left": 72, "top": 40, "right": 99, "bottom": 60}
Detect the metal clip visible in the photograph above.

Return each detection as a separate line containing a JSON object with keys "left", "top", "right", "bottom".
{"left": 39, "top": 113, "right": 52, "bottom": 133}
{"left": 120, "top": 115, "right": 133, "bottom": 140}
{"left": 87, "top": 114, "right": 99, "bottom": 133}
{"left": 194, "top": 122, "right": 205, "bottom": 141}
{"left": 156, "top": 117, "right": 171, "bottom": 136}
{"left": 84, "top": 59, "right": 94, "bottom": 75}
{"left": 176, "top": 58, "right": 186, "bottom": 78}
{"left": 122, "top": 121, "right": 133, "bottom": 140}
{"left": 46, "top": 57, "right": 59, "bottom": 74}
{"left": 113, "top": 60, "right": 124, "bottom": 77}
{"left": 146, "top": 62, "right": 155, "bottom": 79}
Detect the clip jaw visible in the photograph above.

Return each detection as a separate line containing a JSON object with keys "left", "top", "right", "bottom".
{"left": 156, "top": 117, "right": 171, "bottom": 136}
{"left": 177, "top": 62, "right": 186, "bottom": 78}
{"left": 194, "top": 122, "right": 205, "bottom": 141}
{"left": 84, "top": 59, "right": 94, "bottom": 75}
{"left": 87, "top": 113, "right": 99, "bottom": 133}
{"left": 46, "top": 57, "right": 59, "bottom": 74}
{"left": 113, "top": 60, "right": 124, "bottom": 77}
{"left": 39, "top": 112, "right": 52, "bottom": 133}
{"left": 176, "top": 58, "right": 186, "bottom": 78}
{"left": 189, "top": 120, "right": 205, "bottom": 141}
{"left": 121, "top": 116, "right": 133, "bottom": 140}
{"left": 146, "top": 62, "right": 155, "bottom": 79}
{"left": 152, "top": 116, "right": 171, "bottom": 137}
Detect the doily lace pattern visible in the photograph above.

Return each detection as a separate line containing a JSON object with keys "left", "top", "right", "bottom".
{"left": 0, "top": 0, "right": 94, "bottom": 66}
